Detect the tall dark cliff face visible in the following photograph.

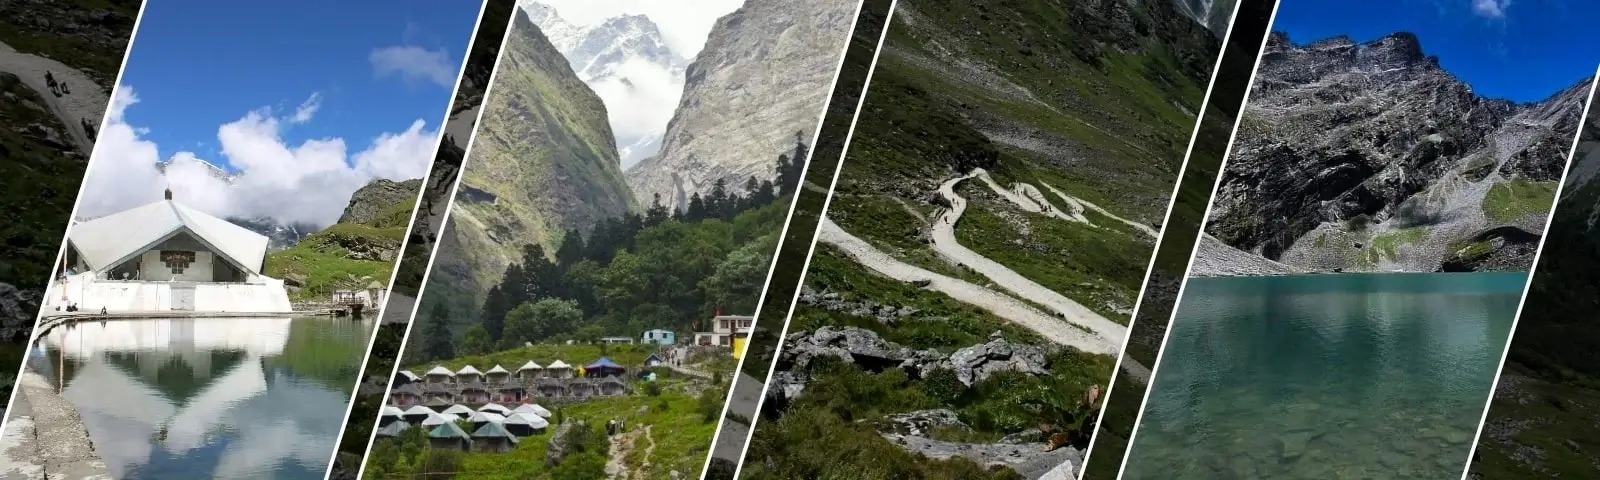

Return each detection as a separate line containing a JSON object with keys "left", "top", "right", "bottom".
{"left": 1205, "top": 31, "right": 1589, "bottom": 273}
{"left": 436, "top": 10, "right": 634, "bottom": 300}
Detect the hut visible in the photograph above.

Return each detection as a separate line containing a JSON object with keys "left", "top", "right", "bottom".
{"left": 424, "top": 365, "right": 455, "bottom": 384}
{"left": 394, "top": 370, "right": 420, "bottom": 387}
{"left": 545, "top": 360, "right": 573, "bottom": 379}
{"left": 422, "top": 383, "right": 454, "bottom": 403}
{"left": 494, "top": 382, "right": 525, "bottom": 404}
{"left": 401, "top": 405, "right": 436, "bottom": 425}
{"left": 420, "top": 412, "right": 457, "bottom": 428}
{"left": 375, "top": 420, "right": 411, "bottom": 439}
{"left": 427, "top": 422, "right": 473, "bottom": 451}
{"left": 484, "top": 364, "right": 512, "bottom": 384}
{"left": 585, "top": 357, "right": 626, "bottom": 378}
{"left": 478, "top": 403, "right": 514, "bottom": 416}
{"left": 468, "top": 411, "right": 507, "bottom": 431}
{"left": 535, "top": 378, "right": 566, "bottom": 398}
{"left": 514, "top": 403, "right": 553, "bottom": 419}
{"left": 642, "top": 329, "right": 675, "bottom": 346}
{"left": 568, "top": 378, "right": 597, "bottom": 398}
{"left": 456, "top": 365, "right": 484, "bottom": 384}
{"left": 503, "top": 412, "right": 550, "bottom": 436}
{"left": 598, "top": 375, "right": 627, "bottom": 396}
{"left": 459, "top": 381, "right": 491, "bottom": 404}
{"left": 516, "top": 360, "right": 543, "bottom": 380}
{"left": 423, "top": 396, "right": 452, "bottom": 409}
{"left": 441, "top": 404, "right": 475, "bottom": 417}
{"left": 389, "top": 383, "right": 424, "bottom": 407}
{"left": 644, "top": 353, "right": 664, "bottom": 367}
{"left": 471, "top": 421, "right": 520, "bottom": 453}
{"left": 379, "top": 405, "right": 405, "bottom": 427}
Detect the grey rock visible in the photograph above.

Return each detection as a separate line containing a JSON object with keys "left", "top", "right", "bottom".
{"left": 946, "top": 333, "right": 1050, "bottom": 386}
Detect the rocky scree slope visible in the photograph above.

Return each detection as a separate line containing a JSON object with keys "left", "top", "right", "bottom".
{"left": 625, "top": 0, "right": 857, "bottom": 212}
{"left": 1206, "top": 32, "right": 1587, "bottom": 273}
{"left": 435, "top": 10, "right": 635, "bottom": 302}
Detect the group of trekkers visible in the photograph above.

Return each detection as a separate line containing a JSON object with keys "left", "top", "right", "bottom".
{"left": 43, "top": 70, "right": 97, "bottom": 141}
{"left": 605, "top": 418, "right": 627, "bottom": 436}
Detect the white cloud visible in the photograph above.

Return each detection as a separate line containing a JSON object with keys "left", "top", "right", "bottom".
{"left": 1472, "top": 0, "right": 1511, "bottom": 19}
{"left": 531, "top": 0, "right": 744, "bottom": 57}
{"left": 289, "top": 92, "right": 321, "bottom": 124}
{"left": 369, "top": 45, "right": 458, "bottom": 88}
{"left": 588, "top": 57, "right": 684, "bottom": 167}
{"left": 76, "top": 85, "right": 438, "bottom": 228}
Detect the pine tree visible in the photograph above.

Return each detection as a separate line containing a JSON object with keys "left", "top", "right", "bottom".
{"left": 646, "top": 193, "right": 671, "bottom": 227}
{"left": 709, "top": 178, "right": 731, "bottom": 220}
{"left": 554, "top": 228, "right": 586, "bottom": 269}
{"left": 423, "top": 302, "right": 454, "bottom": 360}
{"left": 686, "top": 193, "right": 708, "bottom": 222}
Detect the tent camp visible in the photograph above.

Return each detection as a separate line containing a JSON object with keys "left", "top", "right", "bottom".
{"left": 428, "top": 422, "right": 473, "bottom": 451}
{"left": 471, "top": 421, "right": 520, "bottom": 453}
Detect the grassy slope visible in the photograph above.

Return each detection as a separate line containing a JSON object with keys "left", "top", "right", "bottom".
{"left": 264, "top": 213, "right": 407, "bottom": 301}
{"left": 1471, "top": 152, "right": 1600, "bottom": 477}
{"left": 0, "top": 73, "right": 82, "bottom": 290}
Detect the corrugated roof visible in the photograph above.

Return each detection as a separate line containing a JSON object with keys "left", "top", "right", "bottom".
{"left": 69, "top": 199, "right": 270, "bottom": 274}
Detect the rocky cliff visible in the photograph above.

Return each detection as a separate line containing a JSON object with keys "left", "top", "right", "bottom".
{"left": 1174, "top": 0, "right": 1236, "bottom": 38}
{"left": 435, "top": 10, "right": 635, "bottom": 300}
{"left": 625, "top": 0, "right": 857, "bottom": 211}
{"left": 337, "top": 178, "right": 422, "bottom": 226}
{"left": 1205, "top": 32, "right": 1589, "bottom": 273}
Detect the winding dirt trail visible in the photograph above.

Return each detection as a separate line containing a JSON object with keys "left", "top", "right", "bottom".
{"left": 0, "top": 39, "right": 110, "bottom": 155}
{"left": 1038, "top": 182, "right": 1159, "bottom": 238}
{"left": 931, "top": 173, "right": 1126, "bottom": 348}
{"left": 818, "top": 218, "right": 1118, "bottom": 355}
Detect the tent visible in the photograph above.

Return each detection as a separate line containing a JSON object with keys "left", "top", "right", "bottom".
{"left": 503, "top": 412, "right": 550, "bottom": 436}
{"left": 484, "top": 364, "right": 511, "bottom": 383}
{"left": 375, "top": 421, "right": 411, "bottom": 438}
{"left": 471, "top": 421, "right": 520, "bottom": 453}
{"left": 585, "top": 357, "right": 626, "bottom": 378}
{"left": 420, "top": 412, "right": 457, "bottom": 427}
{"left": 442, "top": 404, "right": 475, "bottom": 416}
{"left": 478, "top": 403, "right": 513, "bottom": 416}
{"left": 517, "top": 360, "right": 543, "bottom": 379}
{"left": 513, "top": 403, "right": 552, "bottom": 419}
{"left": 428, "top": 421, "right": 473, "bottom": 451}
{"left": 468, "top": 411, "right": 506, "bottom": 431}
{"left": 379, "top": 405, "right": 405, "bottom": 427}
{"left": 424, "top": 365, "right": 455, "bottom": 382}
{"left": 401, "top": 405, "right": 436, "bottom": 424}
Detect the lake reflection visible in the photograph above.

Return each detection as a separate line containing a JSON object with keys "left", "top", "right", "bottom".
{"left": 33, "top": 317, "right": 373, "bottom": 479}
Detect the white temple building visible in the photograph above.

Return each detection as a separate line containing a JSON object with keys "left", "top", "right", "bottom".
{"left": 48, "top": 189, "right": 292, "bottom": 313}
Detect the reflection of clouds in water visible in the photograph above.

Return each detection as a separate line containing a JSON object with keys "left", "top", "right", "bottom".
{"left": 47, "top": 318, "right": 360, "bottom": 479}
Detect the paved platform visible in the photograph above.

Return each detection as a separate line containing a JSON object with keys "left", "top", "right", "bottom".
{"left": 0, "top": 373, "right": 109, "bottom": 480}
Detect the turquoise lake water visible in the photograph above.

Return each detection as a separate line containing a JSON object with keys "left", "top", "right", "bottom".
{"left": 1122, "top": 272, "right": 1525, "bottom": 479}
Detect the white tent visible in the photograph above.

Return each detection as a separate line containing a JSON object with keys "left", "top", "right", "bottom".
{"left": 456, "top": 365, "right": 483, "bottom": 376}
{"left": 380, "top": 406, "right": 404, "bottom": 418}
{"left": 508, "top": 412, "right": 549, "bottom": 429}
{"left": 477, "top": 403, "right": 513, "bottom": 416}
{"left": 69, "top": 197, "right": 269, "bottom": 276}
{"left": 397, "top": 370, "right": 420, "bottom": 382}
{"left": 420, "top": 412, "right": 456, "bottom": 427}
{"left": 441, "top": 404, "right": 475, "bottom": 416}
{"left": 517, "top": 360, "right": 543, "bottom": 372}
{"left": 425, "top": 366, "right": 455, "bottom": 377}
{"left": 485, "top": 364, "right": 509, "bottom": 376}
{"left": 468, "top": 411, "right": 506, "bottom": 424}
{"left": 402, "top": 405, "right": 436, "bottom": 416}
{"left": 513, "top": 403, "right": 552, "bottom": 419}
{"left": 546, "top": 360, "right": 571, "bottom": 370}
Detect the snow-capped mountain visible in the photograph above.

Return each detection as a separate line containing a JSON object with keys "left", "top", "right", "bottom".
{"left": 520, "top": 1, "right": 691, "bottom": 167}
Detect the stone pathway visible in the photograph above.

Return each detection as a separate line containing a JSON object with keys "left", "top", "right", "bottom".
{"left": 0, "top": 373, "right": 109, "bottom": 480}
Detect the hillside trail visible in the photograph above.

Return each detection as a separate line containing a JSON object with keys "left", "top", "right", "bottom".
{"left": 0, "top": 39, "right": 109, "bottom": 155}
{"left": 604, "top": 423, "right": 657, "bottom": 480}
{"left": 930, "top": 171, "right": 1127, "bottom": 349}
{"left": 817, "top": 217, "right": 1117, "bottom": 355}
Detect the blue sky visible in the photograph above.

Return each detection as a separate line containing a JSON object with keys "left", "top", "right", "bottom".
{"left": 78, "top": 0, "right": 483, "bottom": 226}
{"left": 1269, "top": 0, "right": 1600, "bottom": 103}
{"left": 117, "top": 0, "right": 480, "bottom": 160}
